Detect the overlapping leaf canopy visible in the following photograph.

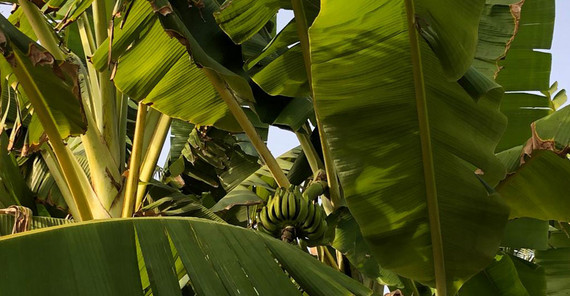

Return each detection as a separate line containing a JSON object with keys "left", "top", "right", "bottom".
{"left": 0, "top": 0, "right": 567, "bottom": 294}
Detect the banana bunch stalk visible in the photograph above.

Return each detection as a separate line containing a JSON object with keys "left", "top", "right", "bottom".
{"left": 257, "top": 186, "right": 328, "bottom": 244}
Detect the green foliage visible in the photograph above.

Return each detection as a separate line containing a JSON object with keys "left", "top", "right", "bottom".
{"left": 0, "top": 0, "right": 568, "bottom": 294}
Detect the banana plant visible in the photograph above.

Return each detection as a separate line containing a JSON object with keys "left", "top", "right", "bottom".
{"left": 0, "top": 0, "right": 568, "bottom": 295}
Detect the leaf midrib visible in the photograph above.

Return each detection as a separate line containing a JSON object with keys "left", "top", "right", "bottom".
{"left": 403, "top": 0, "right": 447, "bottom": 294}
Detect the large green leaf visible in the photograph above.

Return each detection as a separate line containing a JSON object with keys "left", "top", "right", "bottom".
{"left": 490, "top": 0, "right": 556, "bottom": 151}
{"left": 495, "top": 0, "right": 554, "bottom": 92}
{"left": 310, "top": 0, "right": 509, "bottom": 292}
{"left": 535, "top": 248, "right": 570, "bottom": 296}
{"left": 91, "top": 0, "right": 241, "bottom": 131}
{"left": 458, "top": 253, "right": 545, "bottom": 296}
{"left": 146, "top": 0, "right": 253, "bottom": 100}
{"left": 0, "top": 217, "right": 371, "bottom": 295}
{"left": 0, "top": 15, "right": 87, "bottom": 140}
{"left": 497, "top": 93, "right": 553, "bottom": 151}
{"left": 497, "top": 150, "right": 570, "bottom": 222}
{"left": 495, "top": 104, "right": 570, "bottom": 222}
{"left": 501, "top": 218, "right": 549, "bottom": 250}
{"left": 214, "top": 0, "right": 286, "bottom": 44}
{"left": 331, "top": 207, "right": 404, "bottom": 289}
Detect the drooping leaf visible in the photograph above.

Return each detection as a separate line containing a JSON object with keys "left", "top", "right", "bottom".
{"left": 488, "top": 0, "right": 556, "bottom": 152}
{"left": 535, "top": 248, "right": 570, "bottom": 296}
{"left": 310, "top": 0, "right": 509, "bottom": 292}
{"left": 91, "top": 0, "right": 241, "bottom": 131}
{"left": 458, "top": 253, "right": 545, "bottom": 296}
{"left": 0, "top": 218, "right": 371, "bottom": 296}
{"left": 146, "top": 0, "right": 253, "bottom": 100}
{"left": 497, "top": 150, "right": 570, "bottom": 222}
{"left": 501, "top": 218, "right": 549, "bottom": 250}
{"left": 163, "top": 125, "right": 261, "bottom": 203}
{"left": 0, "top": 15, "right": 87, "bottom": 140}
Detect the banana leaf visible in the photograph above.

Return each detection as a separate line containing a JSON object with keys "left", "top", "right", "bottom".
{"left": 0, "top": 217, "right": 371, "bottom": 296}
{"left": 309, "top": 0, "right": 510, "bottom": 293}
{"left": 458, "top": 253, "right": 545, "bottom": 296}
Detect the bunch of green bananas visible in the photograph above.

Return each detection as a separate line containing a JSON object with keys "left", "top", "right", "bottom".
{"left": 257, "top": 186, "right": 327, "bottom": 244}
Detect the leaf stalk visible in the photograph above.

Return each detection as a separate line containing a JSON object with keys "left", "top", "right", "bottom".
{"left": 202, "top": 68, "right": 290, "bottom": 188}
{"left": 290, "top": 0, "right": 344, "bottom": 208}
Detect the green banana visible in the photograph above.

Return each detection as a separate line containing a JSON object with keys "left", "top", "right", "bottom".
{"left": 287, "top": 189, "right": 297, "bottom": 221}
{"left": 267, "top": 194, "right": 280, "bottom": 224}
{"left": 257, "top": 223, "right": 272, "bottom": 235}
{"left": 281, "top": 189, "right": 290, "bottom": 220}
{"left": 256, "top": 186, "right": 328, "bottom": 245}
{"left": 302, "top": 202, "right": 316, "bottom": 230}
{"left": 296, "top": 197, "right": 309, "bottom": 223}
{"left": 306, "top": 220, "right": 327, "bottom": 241}
{"left": 275, "top": 189, "right": 287, "bottom": 221}
{"left": 304, "top": 205, "right": 323, "bottom": 234}
{"left": 259, "top": 207, "right": 278, "bottom": 232}
{"left": 302, "top": 180, "right": 328, "bottom": 201}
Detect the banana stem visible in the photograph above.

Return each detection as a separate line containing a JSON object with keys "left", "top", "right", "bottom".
{"left": 80, "top": 106, "right": 122, "bottom": 217}
{"left": 141, "top": 108, "right": 162, "bottom": 153}
{"left": 134, "top": 114, "right": 171, "bottom": 211}
{"left": 290, "top": 0, "right": 344, "bottom": 208}
{"left": 202, "top": 68, "right": 290, "bottom": 188}
{"left": 92, "top": 0, "right": 109, "bottom": 46}
{"left": 92, "top": 0, "right": 120, "bottom": 167}
{"left": 324, "top": 247, "right": 339, "bottom": 271}
{"left": 121, "top": 102, "right": 147, "bottom": 217}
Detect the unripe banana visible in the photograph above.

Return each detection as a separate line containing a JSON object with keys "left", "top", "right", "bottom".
{"left": 302, "top": 180, "right": 327, "bottom": 201}
{"left": 281, "top": 189, "right": 290, "bottom": 219}
{"left": 267, "top": 195, "right": 280, "bottom": 224}
{"left": 304, "top": 205, "right": 323, "bottom": 234}
{"left": 256, "top": 186, "right": 328, "bottom": 245}
{"left": 306, "top": 219, "right": 327, "bottom": 241}
{"left": 296, "top": 197, "right": 309, "bottom": 223}
{"left": 273, "top": 188, "right": 284, "bottom": 221}
{"left": 259, "top": 207, "right": 278, "bottom": 232}
{"left": 265, "top": 192, "right": 273, "bottom": 205}
{"left": 302, "top": 202, "right": 316, "bottom": 230}
{"left": 287, "top": 189, "right": 298, "bottom": 220}
{"left": 257, "top": 223, "right": 272, "bottom": 234}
